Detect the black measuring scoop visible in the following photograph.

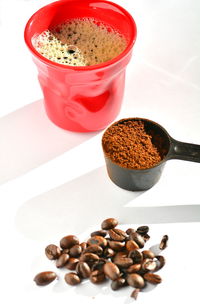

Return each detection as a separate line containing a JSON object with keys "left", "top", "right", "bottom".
{"left": 102, "top": 118, "right": 200, "bottom": 191}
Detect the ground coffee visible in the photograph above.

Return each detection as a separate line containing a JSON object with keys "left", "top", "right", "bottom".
{"left": 102, "top": 119, "right": 162, "bottom": 170}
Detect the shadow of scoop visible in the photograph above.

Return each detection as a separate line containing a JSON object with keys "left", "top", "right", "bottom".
{"left": 0, "top": 100, "right": 98, "bottom": 185}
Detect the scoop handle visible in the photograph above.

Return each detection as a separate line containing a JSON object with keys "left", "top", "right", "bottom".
{"left": 169, "top": 138, "right": 200, "bottom": 163}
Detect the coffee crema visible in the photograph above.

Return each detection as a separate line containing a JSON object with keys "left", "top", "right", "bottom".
{"left": 33, "top": 18, "right": 127, "bottom": 66}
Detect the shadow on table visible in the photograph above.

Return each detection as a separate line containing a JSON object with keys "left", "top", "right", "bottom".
{"left": 0, "top": 100, "right": 98, "bottom": 185}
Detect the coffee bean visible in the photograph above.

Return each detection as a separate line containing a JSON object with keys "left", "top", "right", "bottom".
{"left": 101, "top": 218, "right": 118, "bottom": 230}
{"left": 91, "top": 258, "right": 106, "bottom": 271}
{"left": 76, "top": 262, "right": 91, "bottom": 278}
{"left": 113, "top": 252, "right": 133, "bottom": 268}
{"left": 45, "top": 244, "right": 61, "bottom": 260}
{"left": 56, "top": 253, "right": 69, "bottom": 268}
{"left": 127, "top": 273, "right": 145, "bottom": 289}
{"left": 64, "top": 272, "right": 81, "bottom": 285}
{"left": 142, "top": 250, "right": 155, "bottom": 259}
{"left": 129, "top": 232, "right": 145, "bottom": 248}
{"left": 80, "top": 242, "right": 87, "bottom": 251}
{"left": 103, "top": 262, "right": 120, "bottom": 280}
{"left": 155, "top": 255, "right": 166, "bottom": 271}
{"left": 80, "top": 252, "right": 99, "bottom": 266}
{"left": 143, "top": 234, "right": 150, "bottom": 242}
{"left": 34, "top": 271, "right": 57, "bottom": 286}
{"left": 83, "top": 244, "right": 103, "bottom": 256}
{"left": 142, "top": 258, "right": 157, "bottom": 272}
{"left": 126, "top": 264, "right": 141, "bottom": 274}
{"left": 136, "top": 225, "right": 149, "bottom": 235}
{"left": 69, "top": 245, "right": 82, "bottom": 257}
{"left": 60, "top": 235, "right": 79, "bottom": 249}
{"left": 87, "top": 236, "right": 107, "bottom": 248}
{"left": 108, "top": 240, "right": 125, "bottom": 251}
{"left": 90, "top": 230, "right": 107, "bottom": 237}
{"left": 65, "top": 257, "right": 79, "bottom": 270}
{"left": 159, "top": 235, "right": 168, "bottom": 250}
{"left": 143, "top": 273, "right": 162, "bottom": 284}
{"left": 90, "top": 270, "right": 105, "bottom": 284}
{"left": 126, "top": 240, "right": 139, "bottom": 251}
{"left": 111, "top": 277, "right": 126, "bottom": 290}
{"left": 108, "top": 229, "right": 127, "bottom": 241}
{"left": 131, "top": 288, "right": 140, "bottom": 299}
{"left": 128, "top": 250, "right": 143, "bottom": 264}
{"left": 61, "top": 248, "right": 69, "bottom": 254}
{"left": 103, "top": 247, "right": 115, "bottom": 258}
{"left": 126, "top": 228, "right": 135, "bottom": 235}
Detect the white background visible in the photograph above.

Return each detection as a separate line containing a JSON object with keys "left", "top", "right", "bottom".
{"left": 0, "top": 0, "right": 200, "bottom": 303}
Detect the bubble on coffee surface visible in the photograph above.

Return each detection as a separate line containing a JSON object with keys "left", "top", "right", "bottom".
{"left": 33, "top": 18, "right": 127, "bottom": 66}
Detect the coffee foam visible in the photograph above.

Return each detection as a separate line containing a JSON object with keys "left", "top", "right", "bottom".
{"left": 33, "top": 18, "right": 127, "bottom": 66}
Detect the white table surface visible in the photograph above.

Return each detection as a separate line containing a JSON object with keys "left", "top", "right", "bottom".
{"left": 0, "top": 0, "right": 200, "bottom": 303}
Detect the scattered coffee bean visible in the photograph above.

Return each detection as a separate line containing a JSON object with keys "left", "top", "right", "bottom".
{"left": 90, "top": 230, "right": 107, "bottom": 237}
{"left": 136, "top": 226, "right": 149, "bottom": 235}
{"left": 159, "top": 235, "right": 168, "bottom": 250}
{"left": 90, "top": 270, "right": 106, "bottom": 284}
{"left": 108, "top": 228, "right": 127, "bottom": 241}
{"left": 129, "top": 232, "right": 145, "bottom": 248}
{"left": 142, "top": 250, "right": 155, "bottom": 259}
{"left": 143, "top": 234, "right": 150, "bottom": 242}
{"left": 103, "top": 262, "right": 120, "bottom": 280}
{"left": 80, "top": 242, "right": 87, "bottom": 251}
{"left": 60, "top": 235, "right": 79, "bottom": 249}
{"left": 131, "top": 288, "right": 140, "bottom": 300}
{"left": 126, "top": 228, "right": 135, "bottom": 235}
{"left": 143, "top": 273, "right": 162, "bottom": 284}
{"left": 45, "top": 244, "right": 61, "bottom": 260}
{"left": 56, "top": 253, "right": 69, "bottom": 268}
{"left": 80, "top": 252, "right": 99, "bottom": 266}
{"left": 65, "top": 257, "right": 79, "bottom": 270}
{"left": 114, "top": 252, "right": 133, "bottom": 268}
{"left": 87, "top": 236, "right": 107, "bottom": 248}
{"left": 103, "top": 247, "right": 115, "bottom": 258}
{"left": 126, "top": 240, "right": 139, "bottom": 251}
{"left": 111, "top": 277, "right": 126, "bottom": 290}
{"left": 91, "top": 258, "right": 106, "bottom": 271}
{"left": 61, "top": 248, "right": 69, "bottom": 254}
{"left": 155, "top": 255, "right": 166, "bottom": 271}
{"left": 101, "top": 218, "right": 118, "bottom": 230}
{"left": 64, "top": 272, "right": 81, "bottom": 285}
{"left": 76, "top": 262, "right": 91, "bottom": 278}
{"left": 69, "top": 244, "right": 82, "bottom": 257}
{"left": 127, "top": 273, "right": 145, "bottom": 289}
{"left": 128, "top": 250, "right": 143, "bottom": 264}
{"left": 126, "top": 264, "right": 141, "bottom": 274}
{"left": 142, "top": 258, "right": 157, "bottom": 272}
{"left": 108, "top": 240, "right": 125, "bottom": 251}
{"left": 83, "top": 244, "right": 103, "bottom": 256}
{"left": 34, "top": 271, "right": 57, "bottom": 286}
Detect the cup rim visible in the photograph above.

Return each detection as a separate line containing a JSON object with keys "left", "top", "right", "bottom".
{"left": 24, "top": 0, "right": 137, "bottom": 71}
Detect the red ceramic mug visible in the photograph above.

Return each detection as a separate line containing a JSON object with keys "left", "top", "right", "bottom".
{"left": 24, "top": 0, "right": 137, "bottom": 132}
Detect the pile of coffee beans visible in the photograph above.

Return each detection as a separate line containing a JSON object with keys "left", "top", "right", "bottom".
{"left": 34, "top": 218, "right": 168, "bottom": 300}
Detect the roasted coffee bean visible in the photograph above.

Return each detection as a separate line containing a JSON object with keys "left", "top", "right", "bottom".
{"left": 136, "top": 225, "right": 149, "bottom": 235}
{"left": 90, "top": 270, "right": 106, "bottom": 284}
{"left": 142, "top": 250, "right": 155, "bottom": 259}
{"left": 34, "top": 271, "right": 57, "bottom": 286}
{"left": 80, "top": 242, "right": 87, "bottom": 251}
{"left": 108, "top": 228, "right": 127, "bottom": 241}
{"left": 155, "top": 255, "right": 166, "bottom": 271}
{"left": 129, "top": 232, "right": 145, "bottom": 248}
{"left": 60, "top": 235, "right": 79, "bottom": 249}
{"left": 128, "top": 250, "right": 143, "bottom": 264}
{"left": 90, "top": 230, "right": 107, "bottom": 237}
{"left": 114, "top": 252, "right": 133, "bottom": 268}
{"left": 69, "top": 244, "right": 82, "bottom": 257}
{"left": 103, "top": 262, "right": 120, "bottom": 280}
{"left": 111, "top": 277, "right": 126, "bottom": 290}
{"left": 143, "top": 273, "right": 162, "bottom": 284}
{"left": 45, "top": 244, "right": 61, "bottom": 260}
{"left": 56, "top": 253, "right": 69, "bottom": 268}
{"left": 87, "top": 236, "right": 107, "bottom": 248}
{"left": 126, "top": 264, "right": 141, "bottom": 274}
{"left": 159, "top": 235, "right": 168, "bottom": 250}
{"left": 80, "top": 252, "right": 99, "bottom": 266}
{"left": 91, "top": 258, "right": 106, "bottom": 271}
{"left": 143, "top": 234, "right": 150, "bottom": 242}
{"left": 65, "top": 257, "right": 79, "bottom": 270}
{"left": 131, "top": 288, "right": 140, "bottom": 300}
{"left": 108, "top": 240, "right": 125, "bottom": 251}
{"left": 101, "top": 218, "right": 118, "bottom": 230}
{"left": 64, "top": 272, "right": 81, "bottom": 285}
{"left": 142, "top": 258, "right": 157, "bottom": 272}
{"left": 83, "top": 244, "right": 103, "bottom": 256}
{"left": 127, "top": 273, "right": 145, "bottom": 289}
{"left": 76, "top": 262, "right": 91, "bottom": 278}
{"left": 103, "top": 247, "right": 115, "bottom": 258}
{"left": 61, "top": 248, "right": 69, "bottom": 254}
{"left": 126, "top": 240, "right": 139, "bottom": 251}
{"left": 126, "top": 228, "right": 135, "bottom": 235}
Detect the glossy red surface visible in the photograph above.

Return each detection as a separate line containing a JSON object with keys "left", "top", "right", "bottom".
{"left": 24, "top": 0, "right": 137, "bottom": 132}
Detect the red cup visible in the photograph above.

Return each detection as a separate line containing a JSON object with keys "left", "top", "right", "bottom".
{"left": 24, "top": 0, "right": 137, "bottom": 132}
